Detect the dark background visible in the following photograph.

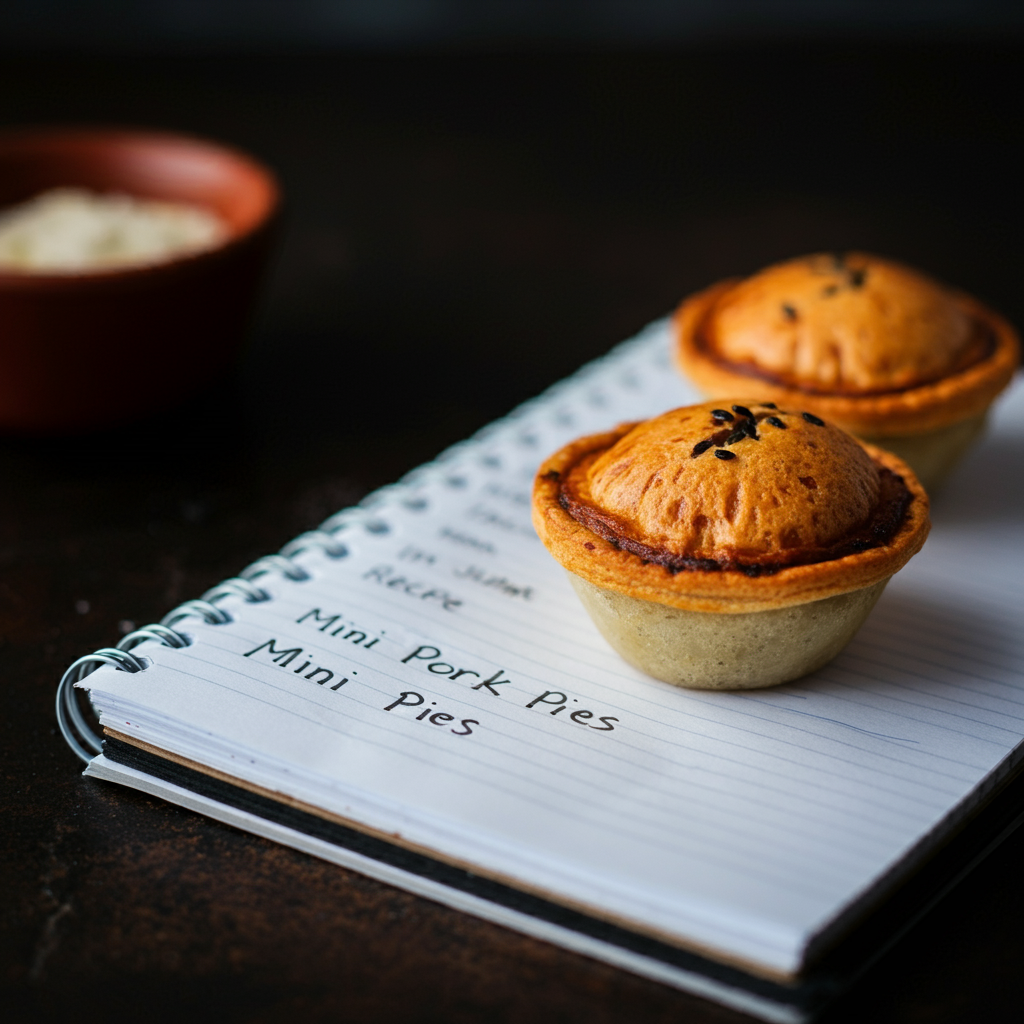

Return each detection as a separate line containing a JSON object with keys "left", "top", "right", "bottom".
{"left": 2, "top": 3, "right": 1023, "bottom": 1022}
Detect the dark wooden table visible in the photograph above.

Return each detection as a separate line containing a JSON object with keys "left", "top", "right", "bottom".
{"left": 2, "top": 45, "right": 1022, "bottom": 1023}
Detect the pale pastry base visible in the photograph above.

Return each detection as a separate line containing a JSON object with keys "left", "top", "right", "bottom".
{"left": 568, "top": 573, "right": 889, "bottom": 690}
{"left": 860, "top": 412, "right": 987, "bottom": 492}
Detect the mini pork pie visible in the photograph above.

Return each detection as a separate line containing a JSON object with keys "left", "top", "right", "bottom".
{"left": 532, "top": 400, "right": 929, "bottom": 690}
{"left": 674, "top": 253, "right": 1020, "bottom": 489}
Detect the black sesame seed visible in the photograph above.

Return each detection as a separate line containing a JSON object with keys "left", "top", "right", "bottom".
{"left": 741, "top": 419, "right": 759, "bottom": 440}
{"left": 731, "top": 404, "right": 754, "bottom": 418}
{"left": 711, "top": 409, "right": 734, "bottom": 422}
{"left": 760, "top": 401, "right": 777, "bottom": 408}
{"left": 849, "top": 267, "right": 866, "bottom": 288}
{"left": 802, "top": 412, "right": 825, "bottom": 426}
{"left": 725, "top": 430, "right": 747, "bottom": 445}
{"left": 690, "top": 439, "right": 714, "bottom": 458}
{"left": 766, "top": 415, "right": 787, "bottom": 429}
{"left": 781, "top": 304, "right": 797, "bottom": 322}
{"left": 714, "top": 449, "right": 736, "bottom": 460}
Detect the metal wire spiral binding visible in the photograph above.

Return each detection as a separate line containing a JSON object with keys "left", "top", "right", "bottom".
{"left": 53, "top": 367, "right": 532, "bottom": 769}
{"left": 201, "top": 577, "right": 270, "bottom": 604}
{"left": 277, "top": 530, "right": 343, "bottom": 559}
{"left": 320, "top": 506, "right": 385, "bottom": 534}
{"left": 57, "top": 583, "right": 279, "bottom": 764}
{"left": 239, "top": 553, "right": 310, "bottom": 582}
{"left": 117, "top": 624, "right": 192, "bottom": 653}
{"left": 161, "top": 598, "right": 233, "bottom": 628}
{"left": 316, "top": 474, "right": 438, "bottom": 534}
{"left": 55, "top": 391, "right": 492, "bottom": 766}
{"left": 55, "top": 518, "right": 349, "bottom": 764}
{"left": 318, "top": 509, "right": 361, "bottom": 533}
{"left": 56, "top": 648, "right": 147, "bottom": 763}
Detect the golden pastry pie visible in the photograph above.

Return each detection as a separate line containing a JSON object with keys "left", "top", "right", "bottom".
{"left": 674, "top": 253, "right": 1020, "bottom": 489}
{"left": 532, "top": 400, "right": 930, "bottom": 689}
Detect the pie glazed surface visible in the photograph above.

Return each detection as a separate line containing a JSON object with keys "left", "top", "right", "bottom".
{"left": 532, "top": 400, "right": 930, "bottom": 613}
{"left": 674, "top": 253, "right": 1020, "bottom": 436}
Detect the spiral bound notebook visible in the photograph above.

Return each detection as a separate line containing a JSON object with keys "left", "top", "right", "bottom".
{"left": 58, "top": 320, "right": 1024, "bottom": 1023}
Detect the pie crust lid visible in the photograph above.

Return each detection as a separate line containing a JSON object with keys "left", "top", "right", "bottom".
{"left": 675, "top": 253, "right": 1020, "bottom": 435}
{"left": 532, "top": 401, "right": 930, "bottom": 614}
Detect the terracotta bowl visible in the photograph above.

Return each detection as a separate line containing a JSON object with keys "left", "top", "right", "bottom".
{"left": 0, "top": 128, "right": 279, "bottom": 432}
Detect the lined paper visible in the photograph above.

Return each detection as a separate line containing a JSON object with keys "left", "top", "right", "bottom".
{"left": 82, "top": 320, "right": 1024, "bottom": 978}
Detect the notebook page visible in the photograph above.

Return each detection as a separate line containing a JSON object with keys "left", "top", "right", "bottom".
{"left": 82, "top": 321, "right": 1024, "bottom": 978}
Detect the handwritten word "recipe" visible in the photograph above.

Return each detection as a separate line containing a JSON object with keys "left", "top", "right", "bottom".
{"left": 363, "top": 565, "right": 462, "bottom": 612}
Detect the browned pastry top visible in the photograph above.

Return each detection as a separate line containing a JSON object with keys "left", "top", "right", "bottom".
{"left": 674, "top": 253, "right": 1020, "bottom": 436}
{"left": 533, "top": 400, "right": 930, "bottom": 613}
{"left": 701, "top": 253, "right": 985, "bottom": 394}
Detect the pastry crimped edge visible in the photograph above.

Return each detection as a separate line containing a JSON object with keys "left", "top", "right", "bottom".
{"left": 532, "top": 425, "right": 930, "bottom": 615}
{"left": 674, "top": 280, "right": 1020, "bottom": 437}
